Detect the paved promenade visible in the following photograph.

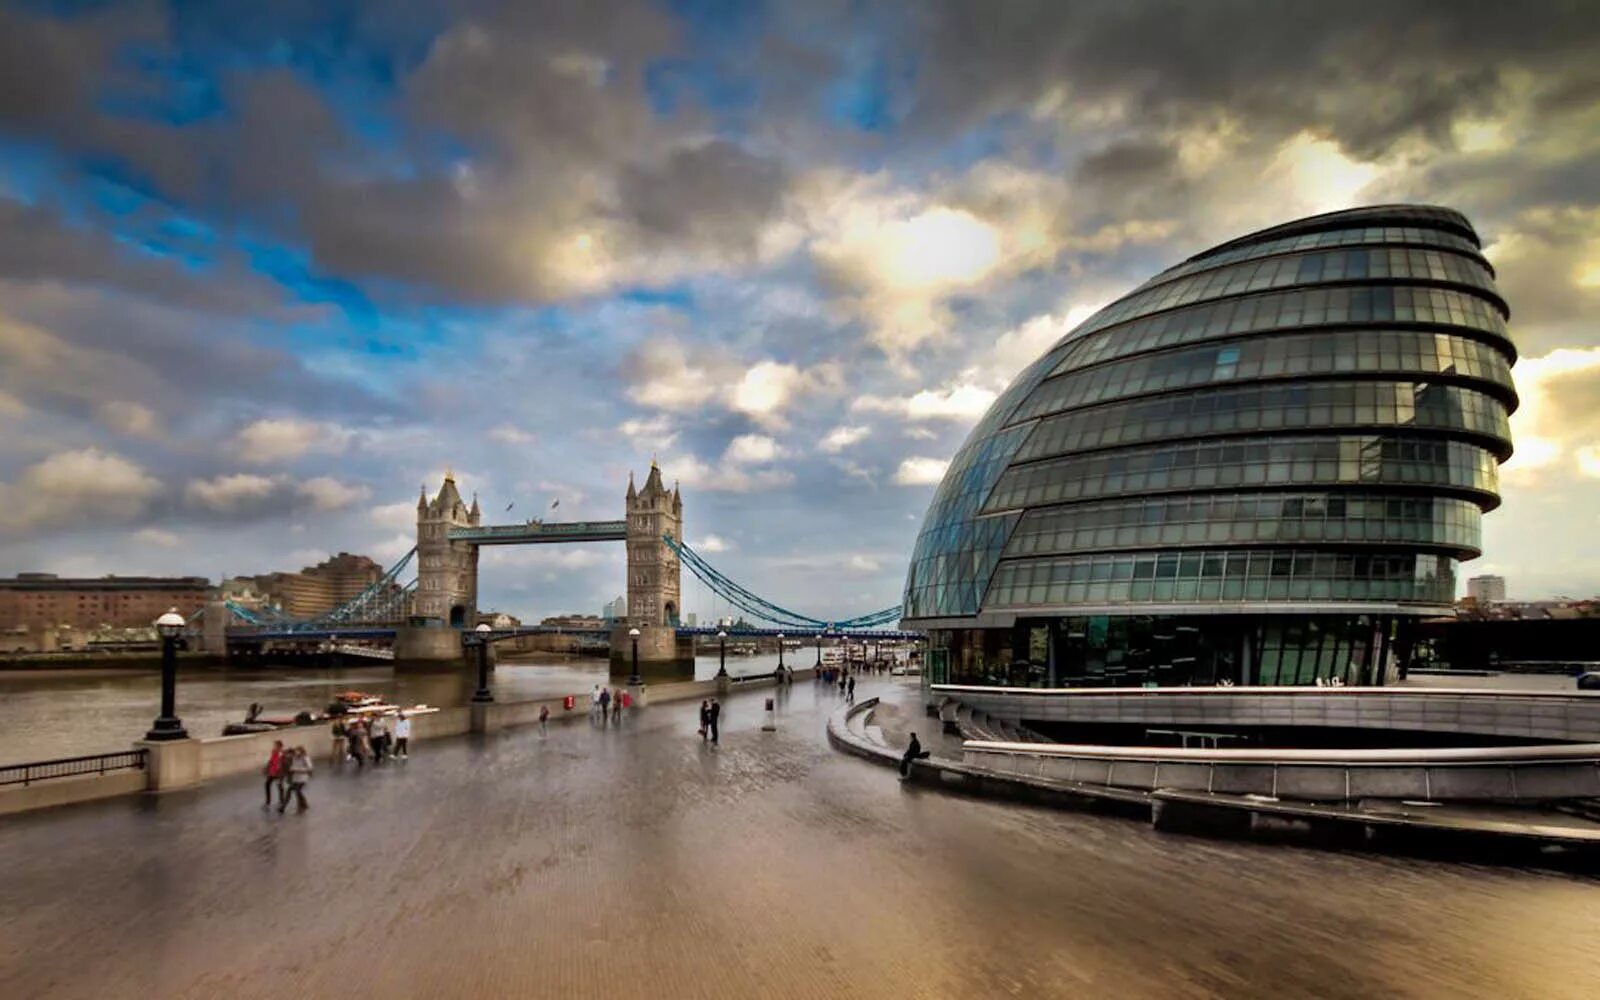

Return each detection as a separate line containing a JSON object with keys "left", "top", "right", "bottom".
{"left": 3, "top": 678, "right": 1599, "bottom": 998}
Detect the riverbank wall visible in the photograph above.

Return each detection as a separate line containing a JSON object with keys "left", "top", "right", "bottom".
{"left": 1, "top": 668, "right": 813, "bottom": 816}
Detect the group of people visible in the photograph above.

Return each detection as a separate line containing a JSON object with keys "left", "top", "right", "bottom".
{"left": 331, "top": 712, "right": 412, "bottom": 767}
{"left": 590, "top": 685, "right": 631, "bottom": 724}
{"left": 262, "top": 740, "right": 313, "bottom": 812}
{"left": 697, "top": 698, "right": 723, "bottom": 744}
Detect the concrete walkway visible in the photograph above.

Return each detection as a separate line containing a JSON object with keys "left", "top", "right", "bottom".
{"left": 3, "top": 678, "right": 1599, "bottom": 999}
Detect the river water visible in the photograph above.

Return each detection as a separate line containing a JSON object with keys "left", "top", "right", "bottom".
{"left": 0, "top": 651, "right": 794, "bottom": 766}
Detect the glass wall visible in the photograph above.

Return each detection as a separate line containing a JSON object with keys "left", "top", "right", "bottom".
{"left": 934, "top": 614, "right": 1397, "bottom": 688}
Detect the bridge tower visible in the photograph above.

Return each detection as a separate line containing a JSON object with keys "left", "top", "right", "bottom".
{"left": 614, "top": 463, "right": 693, "bottom": 680}
{"left": 625, "top": 461, "right": 682, "bottom": 627}
{"left": 414, "top": 472, "right": 481, "bottom": 628}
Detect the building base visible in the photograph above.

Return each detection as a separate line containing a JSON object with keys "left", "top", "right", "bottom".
{"left": 608, "top": 625, "right": 694, "bottom": 682}
{"left": 393, "top": 625, "right": 473, "bottom": 669}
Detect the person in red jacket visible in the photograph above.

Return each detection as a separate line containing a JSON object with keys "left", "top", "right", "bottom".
{"left": 263, "top": 740, "right": 285, "bottom": 809}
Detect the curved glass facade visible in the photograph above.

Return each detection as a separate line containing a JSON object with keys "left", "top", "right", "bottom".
{"left": 903, "top": 205, "right": 1517, "bottom": 687}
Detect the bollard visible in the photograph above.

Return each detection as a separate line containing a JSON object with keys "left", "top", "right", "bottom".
{"left": 762, "top": 696, "right": 777, "bottom": 731}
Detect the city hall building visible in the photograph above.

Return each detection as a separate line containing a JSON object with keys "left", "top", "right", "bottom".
{"left": 902, "top": 205, "right": 1515, "bottom": 688}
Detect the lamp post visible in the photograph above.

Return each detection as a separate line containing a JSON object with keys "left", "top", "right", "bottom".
{"left": 144, "top": 608, "right": 188, "bottom": 741}
{"left": 716, "top": 629, "right": 728, "bottom": 678}
{"left": 776, "top": 632, "right": 785, "bottom": 674}
{"left": 472, "top": 623, "right": 494, "bottom": 703}
{"left": 815, "top": 632, "right": 823, "bottom": 667}
{"left": 628, "top": 627, "right": 641, "bottom": 686}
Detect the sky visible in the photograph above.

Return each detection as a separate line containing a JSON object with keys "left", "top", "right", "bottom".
{"left": 1, "top": 0, "right": 1598, "bottom": 621}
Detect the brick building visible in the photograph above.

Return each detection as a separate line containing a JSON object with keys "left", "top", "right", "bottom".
{"left": 225, "top": 552, "right": 391, "bottom": 619}
{"left": 0, "top": 573, "right": 212, "bottom": 649}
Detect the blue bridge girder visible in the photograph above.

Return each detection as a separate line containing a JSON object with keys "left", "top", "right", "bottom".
{"left": 448, "top": 521, "right": 627, "bottom": 545}
{"left": 230, "top": 626, "right": 398, "bottom": 641}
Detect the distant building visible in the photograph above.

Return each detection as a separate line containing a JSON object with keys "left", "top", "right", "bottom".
{"left": 1467, "top": 575, "right": 1507, "bottom": 603}
{"left": 0, "top": 573, "right": 212, "bottom": 650}
{"left": 684, "top": 612, "right": 697, "bottom": 627}
{"left": 541, "top": 613, "right": 606, "bottom": 629}
{"left": 225, "top": 552, "right": 393, "bottom": 619}
{"left": 601, "top": 595, "right": 626, "bottom": 621}
{"left": 479, "top": 610, "right": 521, "bottom": 629}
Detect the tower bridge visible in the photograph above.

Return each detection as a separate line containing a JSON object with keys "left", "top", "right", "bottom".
{"left": 213, "top": 462, "right": 913, "bottom": 678}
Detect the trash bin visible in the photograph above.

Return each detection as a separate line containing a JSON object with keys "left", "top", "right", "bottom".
{"left": 563, "top": 695, "right": 575, "bottom": 711}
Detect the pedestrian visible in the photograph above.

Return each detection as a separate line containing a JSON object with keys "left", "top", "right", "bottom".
{"left": 358, "top": 718, "right": 374, "bottom": 763}
{"left": 539, "top": 703, "right": 550, "bottom": 737}
{"left": 370, "top": 714, "right": 388, "bottom": 763}
{"left": 708, "top": 698, "right": 722, "bottom": 745}
{"left": 591, "top": 684, "right": 602, "bottom": 719}
{"left": 698, "top": 699, "right": 710, "bottom": 741}
{"left": 899, "top": 732, "right": 930, "bottom": 778}
{"left": 838, "top": 670, "right": 847, "bottom": 696}
{"left": 599, "top": 686, "right": 611, "bottom": 724}
{"left": 330, "top": 719, "right": 346, "bottom": 764}
{"left": 394, "top": 712, "right": 411, "bottom": 759}
{"left": 847, "top": 674, "right": 856, "bottom": 703}
{"left": 263, "top": 739, "right": 286, "bottom": 808}
{"left": 279, "top": 746, "right": 312, "bottom": 812}
{"left": 346, "top": 718, "right": 365, "bottom": 768}
{"left": 611, "top": 688, "right": 623, "bottom": 724}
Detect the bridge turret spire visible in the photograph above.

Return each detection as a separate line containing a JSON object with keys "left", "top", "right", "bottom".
{"left": 626, "top": 472, "right": 637, "bottom": 502}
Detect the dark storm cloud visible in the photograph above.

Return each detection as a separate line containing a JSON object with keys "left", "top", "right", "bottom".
{"left": 617, "top": 141, "right": 788, "bottom": 252}
{"left": 908, "top": 1, "right": 1600, "bottom": 159}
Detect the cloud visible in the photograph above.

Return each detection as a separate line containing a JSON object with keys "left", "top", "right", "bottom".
{"left": 1499, "top": 347, "right": 1600, "bottom": 483}
{"left": 623, "top": 337, "right": 722, "bottom": 411}
{"left": 96, "top": 400, "right": 160, "bottom": 439}
{"left": 185, "top": 473, "right": 282, "bottom": 512}
{"left": 664, "top": 454, "right": 796, "bottom": 494}
{"left": 819, "top": 425, "right": 870, "bottom": 453}
{"left": 723, "top": 434, "right": 784, "bottom": 464}
{"left": 0, "top": 448, "right": 160, "bottom": 531}
{"left": 234, "top": 418, "right": 353, "bottom": 464}
{"left": 132, "top": 527, "right": 179, "bottom": 547}
{"left": 623, "top": 337, "right": 839, "bottom": 428}
{"left": 369, "top": 502, "right": 418, "bottom": 532}
{"left": 296, "top": 476, "right": 371, "bottom": 511}
{"left": 855, "top": 383, "right": 997, "bottom": 421}
{"left": 696, "top": 534, "right": 731, "bottom": 553}
{"left": 488, "top": 423, "right": 537, "bottom": 445}
{"left": 893, "top": 457, "right": 950, "bottom": 486}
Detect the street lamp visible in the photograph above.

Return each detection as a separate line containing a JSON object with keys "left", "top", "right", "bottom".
{"left": 776, "top": 632, "right": 785, "bottom": 676}
{"left": 472, "top": 623, "right": 494, "bottom": 704}
{"left": 145, "top": 608, "right": 188, "bottom": 741}
{"left": 815, "top": 631, "right": 823, "bottom": 667}
{"left": 628, "top": 626, "right": 642, "bottom": 686}
{"left": 716, "top": 629, "right": 728, "bottom": 678}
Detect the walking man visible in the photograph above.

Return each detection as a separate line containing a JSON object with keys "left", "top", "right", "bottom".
{"left": 263, "top": 739, "right": 285, "bottom": 808}
{"left": 611, "top": 688, "right": 623, "bottom": 724}
{"left": 394, "top": 712, "right": 411, "bottom": 759}
{"left": 698, "top": 699, "right": 711, "bottom": 741}
{"left": 539, "top": 703, "right": 550, "bottom": 737}
{"left": 708, "top": 698, "right": 722, "bottom": 745}
{"left": 847, "top": 674, "right": 856, "bottom": 703}
{"left": 599, "top": 686, "right": 611, "bottom": 725}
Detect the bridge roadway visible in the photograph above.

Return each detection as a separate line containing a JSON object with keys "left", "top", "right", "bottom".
{"left": 3, "top": 680, "right": 1598, "bottom": 999}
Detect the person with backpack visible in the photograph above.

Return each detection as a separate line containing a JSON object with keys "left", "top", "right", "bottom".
{"left": 279, "top": 747, "right": 312, "bottom": 813}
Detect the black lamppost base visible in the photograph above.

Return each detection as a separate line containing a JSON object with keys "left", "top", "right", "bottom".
{"left": 143, "top": 718, "right": 188, "bottom": 741}
{"left": 471, "top": 689, "right": 495, "bottom": 704}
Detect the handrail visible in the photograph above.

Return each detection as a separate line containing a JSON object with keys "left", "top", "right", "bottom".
{"left": 932, "top": 683, "right": 1600, "bottom": 700}
{"left": 0, "top": 749, "right": 148, "bottom": 787}
{"left": 962, "top": 739, "right": 1600, "bottom": 765}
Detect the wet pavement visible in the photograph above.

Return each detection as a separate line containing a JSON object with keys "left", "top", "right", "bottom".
{"left": 3, "top": 677, "right": 1599, "bottom": 999}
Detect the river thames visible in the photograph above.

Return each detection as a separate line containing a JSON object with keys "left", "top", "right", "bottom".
{"left": 0, "top": 652, "right": 790, "bottom": 765}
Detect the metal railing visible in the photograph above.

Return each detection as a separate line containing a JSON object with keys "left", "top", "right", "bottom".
{"left": 0, "top": 749, "right": 148, "bottom": 787}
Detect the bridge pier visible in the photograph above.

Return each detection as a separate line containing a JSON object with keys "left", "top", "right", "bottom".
{"left": 608, "top": 625, "right": 693, "bottom": 682}
{"left": 394, "top": 625, "right": 479, "bottom": 669}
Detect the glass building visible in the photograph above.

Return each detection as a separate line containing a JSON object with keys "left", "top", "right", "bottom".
{"left": 903, "top": 206, "right": 1515, "bottom": 688}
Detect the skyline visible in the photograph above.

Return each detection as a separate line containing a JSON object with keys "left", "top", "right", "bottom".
{"left": 1, "top": 2, "right": 1599, "bottom": 621}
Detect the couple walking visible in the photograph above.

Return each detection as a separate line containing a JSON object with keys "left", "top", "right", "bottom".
{"left": 697, "top": 698, "right": 722, "bottom": 744}
{"left": 263, "top": 739, "right": 313, "bottom": 812}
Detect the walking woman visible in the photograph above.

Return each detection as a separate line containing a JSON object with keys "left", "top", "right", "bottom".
{"left": 698, "top": 699, "right": 711, "bottom": 741}
{"left": 279, "top": 746, "right": 312, "bottom": 812}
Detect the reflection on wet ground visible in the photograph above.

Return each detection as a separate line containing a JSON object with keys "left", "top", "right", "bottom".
{"left": 0, "top": 653, "right": 787, "bottom": 765}
{"left": 2, "top": 677, "right": 1598, "bottom": 999}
